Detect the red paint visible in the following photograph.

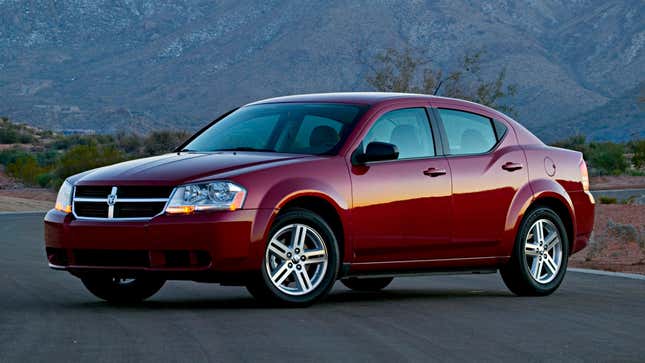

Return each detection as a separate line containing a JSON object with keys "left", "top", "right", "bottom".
{"left": 44, "top": 93, "right": 595, "bottom": 280}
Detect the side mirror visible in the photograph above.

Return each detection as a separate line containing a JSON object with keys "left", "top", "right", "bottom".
{"left": 356, "top": 142, "right": 399, "bottom": 163}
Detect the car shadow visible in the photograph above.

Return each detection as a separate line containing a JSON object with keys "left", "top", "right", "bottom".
{"left": 62, "top": 288, "right": 513, "bottom": 311}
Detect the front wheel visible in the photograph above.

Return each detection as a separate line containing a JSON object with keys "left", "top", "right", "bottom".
{"left": 81, "top": 274, "right": 165, "bottom": 303}
{"left": 500, "top": 207, "right": 569, "bottom": 296}
{"left": 246, "top": 208, "right": 339, "bottom": 307}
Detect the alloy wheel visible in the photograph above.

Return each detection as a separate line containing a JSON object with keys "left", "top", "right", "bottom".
{"left": 524, "top": 219, "right": 563, "bottom": 284}
{"left": 265, "top": 223, "right": 329, "bottom": 296}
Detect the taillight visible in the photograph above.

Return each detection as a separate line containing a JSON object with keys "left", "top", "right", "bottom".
{"left": 580, "top": 160, "right": 589, "bottom": 192}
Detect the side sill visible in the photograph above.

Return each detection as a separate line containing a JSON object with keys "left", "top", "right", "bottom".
{"left": 340, "top": 266, "right": 498, "bottom": 279}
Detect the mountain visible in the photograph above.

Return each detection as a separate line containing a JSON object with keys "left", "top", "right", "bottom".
{"left": 0, "top": 0, "right": 643, "bottom": 141}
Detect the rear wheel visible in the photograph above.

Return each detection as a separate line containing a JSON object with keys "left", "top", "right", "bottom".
{"left": 81, "top": 275, "right": 165, "bottom": 303}
{"left": 246, "top": 208, "right": 339, "bottom": 307}
{"left": 500, "top": 207, "right": 569, "bottom": 296}
{"left": 341, "top": 277, "right": 393, "bottom": 291}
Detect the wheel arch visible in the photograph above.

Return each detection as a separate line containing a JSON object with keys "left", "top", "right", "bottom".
{"left": 504, "top": 179, "right": 576, "bottom": 256}
{"left": 276, "top": 194, "right": 347, "bottom": 265}
{"left": 528, "top": 195, "right": 575, "bottom": 253}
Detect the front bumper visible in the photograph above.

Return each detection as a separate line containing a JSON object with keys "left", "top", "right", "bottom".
{"left": 44, "top": 208, "right": 275, "bottom": 279}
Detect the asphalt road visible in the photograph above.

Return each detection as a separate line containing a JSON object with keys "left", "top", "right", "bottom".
{"left": 1, "top": 213, "right": 644, "bottom": 362}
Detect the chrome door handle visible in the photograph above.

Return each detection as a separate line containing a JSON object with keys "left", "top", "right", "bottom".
{"left": 502, "top": 162, "right": 523, "bottom": 171}
{"left": 423, "top": 168, "right": 447, "bottom": 177}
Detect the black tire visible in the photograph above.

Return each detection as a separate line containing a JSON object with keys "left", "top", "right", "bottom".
{"left": 500, "top": 206, "right": 569, "bottom": 296}
{"left": 341, "top": 277, "right": 393, "bottom": 291}
{"left": 81, "top": 274, "right": 165, "bottom": 303}
{"left": 245, "top": 208, "right": 340, "bottom": 307}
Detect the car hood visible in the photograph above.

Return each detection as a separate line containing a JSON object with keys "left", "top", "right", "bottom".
{"left": 71, "top": 152, "right": 310, "bottom": 186}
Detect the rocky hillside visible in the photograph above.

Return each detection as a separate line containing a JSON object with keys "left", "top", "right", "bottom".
{"left": 0, "top": 0, "right": 643, "bottom": 141}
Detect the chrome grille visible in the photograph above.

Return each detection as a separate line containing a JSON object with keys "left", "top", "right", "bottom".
{"left": 73, "top": 186, "right": 173, "bottom": 220}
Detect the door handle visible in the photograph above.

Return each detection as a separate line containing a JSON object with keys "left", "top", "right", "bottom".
{"left": 423, "top": 167, "right": 447, "bottom": 177}
{"left": 502, "top": 162, "right": 523, "bottom": 171}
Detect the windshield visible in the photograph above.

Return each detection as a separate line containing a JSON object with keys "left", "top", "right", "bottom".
{"left": 183, "top": 103, "right": 368, "bottom": 155}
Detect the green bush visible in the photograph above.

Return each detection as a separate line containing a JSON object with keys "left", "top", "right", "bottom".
{"left": 0, "top": 119, "right": 36, "bottom": 144}
{"left": 36, "top": 173, "right": 54, "bottom": 188}
{"left": 6, "top": 155, "right": 48, "bottom": 186}
{"left": 55, "top": 143, "right": 125, "bottom": 181}
{"left": 143, "top": 131, "right": 189, "bottom": 156}
{"left": 599, "top": 196, "right": 617, "bottom": 204}
{"left": 0, "top": 149, "right": 31, "bottom": 165}
{"left": 587, "top": 142, "right": 627, "bottom": 175}
{"left": 631, "top": 139, "right": 645, "bottom": 169}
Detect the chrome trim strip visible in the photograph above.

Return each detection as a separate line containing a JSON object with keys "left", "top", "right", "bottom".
{"left": 74, "top": 198, "right": 169, "bottom": 203}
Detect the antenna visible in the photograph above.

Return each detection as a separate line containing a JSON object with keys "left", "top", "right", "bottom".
{"left": 433, "top": 80, "right": 443, "bottom": 95}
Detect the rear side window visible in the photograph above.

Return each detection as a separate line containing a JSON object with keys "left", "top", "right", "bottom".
{"left": 493, "top": 119, "right": 508, "bottom": 141}
{"left": 438, "top": 109, "right": 497, "bottom": 155}
{"left": 363, "top": 108, "right": 435, "bottom": 159}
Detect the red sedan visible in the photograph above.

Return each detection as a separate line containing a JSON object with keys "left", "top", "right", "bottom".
{"left": 44, "top": 93, "right": 595, "bottom": 306}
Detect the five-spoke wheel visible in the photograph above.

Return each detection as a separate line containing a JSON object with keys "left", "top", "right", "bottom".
{"left": 265, "top": 223, "right": 329, "bottom": 296}
{"left": 246, "top": 208, "right": 339, "bottom": 306}
{"left": 501, "top": 207, "right": 569, "bottom": 296}
{"left": 524, "top": 219, "right": 563, "bottom": 284}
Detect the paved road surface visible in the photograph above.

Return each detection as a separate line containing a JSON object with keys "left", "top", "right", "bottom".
{"left": 1, "top": 213, "right": 644, "bottom": 362}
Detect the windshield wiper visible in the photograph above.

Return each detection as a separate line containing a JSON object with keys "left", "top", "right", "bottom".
{"left": 213, "top": 147, "right": 276, "bottom": 152}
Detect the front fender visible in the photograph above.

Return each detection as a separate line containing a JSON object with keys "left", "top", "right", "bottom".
{"left": 248, "top": 177, "right": 351, "bottom": 267}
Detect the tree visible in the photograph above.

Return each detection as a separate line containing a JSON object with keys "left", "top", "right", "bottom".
{"left": 630, "top": 139, "right": 645, "bottom": 169}
{"left": 587, "top": 142, "right": 627, "bottom": 175}
{"left": 552, "top": 134, "right": 589, "bottom": 156}
{"left": 143, "top": 131, "right": 190, "bottom": 156}
{"left": 6, "top": 155, "right": 46, "bottom": 185}
{"left": 365, "top": 48, "right": 517, "bottom": 114}
{"left": 55, "top": 143, "right": 124, "bottom": 182}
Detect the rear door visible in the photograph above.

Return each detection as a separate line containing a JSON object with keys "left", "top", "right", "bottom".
{"left": 349, "top": 106, "right": 452, "bottom": 262}
{"left": 432, "top": 103, "right": 529, "bottom": 258}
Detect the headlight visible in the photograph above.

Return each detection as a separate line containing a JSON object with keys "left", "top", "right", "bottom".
{"left": 165, "top": 181, "right": 246, "bottom": 214}
{"left": 55, "top": 180, "right": 73, "bottom": 213}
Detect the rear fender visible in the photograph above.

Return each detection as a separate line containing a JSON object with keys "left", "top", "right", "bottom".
{"left": 502, "top": 179, "right": 575, "bottom": 257}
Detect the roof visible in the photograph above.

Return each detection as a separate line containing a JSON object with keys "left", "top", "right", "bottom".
{"left": 246, "top": 92, "right": 445, "bottom": 106}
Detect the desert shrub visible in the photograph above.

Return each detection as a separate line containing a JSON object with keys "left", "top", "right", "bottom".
{"left": 552, "top": 134, "right": 589, "bottom": 156}
{"left": 143, "top": 131, "right": 189, "bottom": 156}
{"left": 6, "top": 155, "right": 48, "bottom": 185}
{"left": 587, "top": 142, "right": 627, "bottom": 175}
{"left": 0, "top": 123, "right": 35, "bottom": 144}
{"left": 54, "top": 143, "right": 124, "bottom": 181}
{"left": 599, "top": 196, "right": 617, "bottom": 204}
{"left": 36, "top": 173, "right": 54, "bottom": 188}
{"left": 0, "top": 149, "right": 31, "bottom": 165}
{"left": 606, "top": 220, "right": 644, "bottom": 248}
{"left": 115, "top": 131, "right": 143, "bottom": 155}
{"left": 630, "top": 139, "right": 645, "bottom": 169}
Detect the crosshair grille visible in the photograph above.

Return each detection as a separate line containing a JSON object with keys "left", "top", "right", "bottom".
{"left": 73, "top": 186, "right": 173, "bottom": 220}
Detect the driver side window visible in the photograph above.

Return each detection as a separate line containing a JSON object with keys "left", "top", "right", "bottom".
{"left": 363, "top": 108, "right": 435, "bottom": 159}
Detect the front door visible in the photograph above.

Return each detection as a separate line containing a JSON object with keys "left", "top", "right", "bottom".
{"left": 350, "top": 107, "right": 452, "bottom": 262}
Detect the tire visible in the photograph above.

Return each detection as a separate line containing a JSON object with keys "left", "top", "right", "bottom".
{"left": 81, "top": 274, "right": 165, "bottom": 303}
{"left": 246, "top": 208, "right": 340, "bottom": 307}
{"left": 500, "top": 206, "right": 569, "bottom": 296}
{"left": 341, "top": 277, "right": 393, "bottom": 291}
